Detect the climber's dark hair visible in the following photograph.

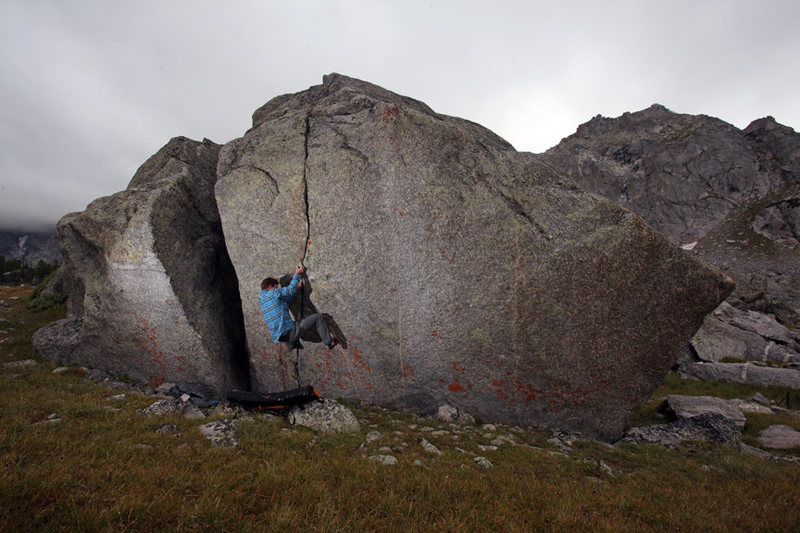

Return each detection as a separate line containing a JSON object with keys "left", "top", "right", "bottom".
{"left": 261, "top": 277, "right": 279, "bottom": 290}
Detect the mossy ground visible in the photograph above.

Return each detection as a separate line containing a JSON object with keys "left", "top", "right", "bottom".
{"left": 2, "top": 285, "right": 800, "bottom": 532}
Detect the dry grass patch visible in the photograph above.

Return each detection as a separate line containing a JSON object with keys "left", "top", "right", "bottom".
{"left": 2, "top": 285, "right": 800, "bottom": 531}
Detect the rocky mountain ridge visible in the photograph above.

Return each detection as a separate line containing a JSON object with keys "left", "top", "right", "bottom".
{"left": 538, "top": 104, "right": 799, "bottom": 320}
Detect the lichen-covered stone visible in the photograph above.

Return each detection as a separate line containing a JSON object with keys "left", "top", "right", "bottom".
{"left": 287, "top": 398, "right": 360, "bottom": 433}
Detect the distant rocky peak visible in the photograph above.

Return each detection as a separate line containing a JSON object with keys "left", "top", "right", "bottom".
{"left": 562, "top": 104, "right": 734, "bottom": 149}
{"left": 744, "top": 115, "right": 784, "bottom": 135}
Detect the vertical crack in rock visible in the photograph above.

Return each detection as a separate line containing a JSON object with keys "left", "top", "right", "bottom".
{"left": 293, "top": 111, "right": 314, "bottom": 387}
{"left": 301, "top": 113, "right": 313, "bottom": 265}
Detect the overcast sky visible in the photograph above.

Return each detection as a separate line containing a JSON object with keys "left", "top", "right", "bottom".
{"left": 1, "top": 0, "right": 798, "bottom": 231}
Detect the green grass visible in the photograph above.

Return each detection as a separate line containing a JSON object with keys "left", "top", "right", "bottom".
{"left": 2, "top": 285, "right": 800, "bottom": 531}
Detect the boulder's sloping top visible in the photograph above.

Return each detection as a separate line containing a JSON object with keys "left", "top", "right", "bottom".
{"left": 216, "top": 74, "right": 732, "bottom": 440}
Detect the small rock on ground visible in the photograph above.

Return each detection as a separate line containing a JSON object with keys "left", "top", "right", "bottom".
{"left": 287, "top": 399, "right": 360, "bottom": 433}
{"left": 420, "top": 438, "right": 442, "bottom": 456}
{"left": 757, "top": 425, "right": 800, "bottom": 449}
{"left": 474, "top": 456, "right": 493, "bottom": 469}
{"left": 368, "top": 455, "right": 398, "bottom": 466}
{"left": 199, "top": 419, "right": 239, "bottom": 447}
{"left": 4, "top": 359, "right": 37, "bottom": 368}
{"left": 140, "top": 398, "right": 183, "bottom": 416}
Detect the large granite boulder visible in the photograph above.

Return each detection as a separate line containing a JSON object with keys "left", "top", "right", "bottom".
{"left": 33, "top": 137, "right": 249, "bottom": 393}
{"left": 215, "top": 74, "right": 732, "bottom": 440}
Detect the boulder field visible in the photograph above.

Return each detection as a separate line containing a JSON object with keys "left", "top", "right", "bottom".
{"left": 34, "top": 74, "right": 732, "bottom": 440}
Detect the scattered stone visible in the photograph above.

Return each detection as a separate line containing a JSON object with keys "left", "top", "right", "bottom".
{"left": 436, "top": 405, "right": 459, "bottom": 422}
{"left": 490, "top": 434, "right": 518, "bottom": 447}
{"left": 679, "top": 362, "right": 800, "bottom": 389}
{"left": 620, "top": 413, "right": 742, "bottom": 448}
{"left": 482, "top": 424, "right": 497, "bottom": 432}
{"left": 477, "top": 445, "right": 498, "bottom": 452}
{"left": 132, "top": 443, "right": 153, "bottom": 450}
{"left": 391, "top": 442, "right": 408, "bottom": 454}
{"left": 548, "top": 430, "right": 588, "bottom": 451}
{"left": 287, "top": 399, "right": 360, "bottom": 433}
{"left": 140, "top": 398, "right": 183, "bottom": 417}
{"left": 749, "top": 392, "right": 771, "bottom": 406}
{"left": 378, "top": 446, "right": 392, "bottom": 454}
{"left": 658, "top": 395, "right": 746, "bottom": 429}
{"left": 757, "top": 425, "right": 800, "bottom": 449}
{"left": 365, "top": 430, "right": 382, "bottom": 443}
{"left": 103, "top": 406, "right": 121, "bottom": 413}
{"left": 105, "top": 394, "right": 126, "bottom": 402}
{"left": 33, "top": 413, "right": 62, "bottom": 426}
{"left": 199, "top": 419, "right": 239, "bottom": 447}
{"left": 172, "top": 381, "right": 218, "bottom": 407}
{"left": 412, "top": 460, "right": 427, "bottom": 468}
{"left": 52, "top": 367, "right": 70, "bottom": 374}
{"left": 435, "top": 405, "right": 476, "bottom": 425}
{"left": 154, "top": 381, "right": 178, "bottom": 395}
{"left": 431, "top": 430, "right": 450, "bottom": 437}
{"left": 474, "top": 456, "right": 493, "bottom": 469}
{"left": 598, "top": 460, "right": 613, "bottom": 476}
{"left": 4, "top": 359, "right": 37, "bottom": 368}
{"left": 83, "top": 368, "right": 112, "bottom": 383}
{"left": 740, "top": 443, "right": 800, "bottom": 463}
{"left": 738, "top": 401, "right": 773, "bottom": 415}
{"left": 181, "top": 403, "right": 206, "bottom": 419}
{"left": 420, "top": 438, "right": 442, "bottom": 456}
{"left": 368, "top": 454, "right": 398, "bottom": 466}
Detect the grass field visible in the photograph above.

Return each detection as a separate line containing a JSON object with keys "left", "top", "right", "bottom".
{"left": 2, "top": 284, "right": 800, "bottom": 532}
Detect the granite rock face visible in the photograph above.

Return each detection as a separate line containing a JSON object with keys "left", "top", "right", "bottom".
{"left": 215, "top": 74, "right": 731, "bottom": 440}
{"left": 33, "top": 137, "right": 249, "bottom": 393}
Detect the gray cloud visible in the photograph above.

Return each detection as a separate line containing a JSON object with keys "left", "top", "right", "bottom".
{"left": 1, "top": 0, "right": 799, "bottom": 230}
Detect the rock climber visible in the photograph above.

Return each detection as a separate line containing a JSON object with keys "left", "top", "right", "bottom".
{"left": 259, "top": 265, "right": 341, "bottom": 351}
